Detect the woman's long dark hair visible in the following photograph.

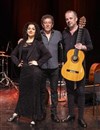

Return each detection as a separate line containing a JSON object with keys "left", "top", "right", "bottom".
{"left": 22, "top": 22, "right": 42, "bottom": 41}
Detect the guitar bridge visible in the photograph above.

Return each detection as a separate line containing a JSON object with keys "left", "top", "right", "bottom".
{"left": 67, "top": 69, "right": 79, "bottom": 73}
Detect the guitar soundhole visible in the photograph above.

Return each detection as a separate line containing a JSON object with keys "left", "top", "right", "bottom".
{"left": 72, "top": 55, "right": 78, "bottom": 62}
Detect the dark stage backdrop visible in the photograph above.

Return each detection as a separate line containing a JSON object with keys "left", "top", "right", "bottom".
{"left": 0, "top": 0, "right": 100, "bottom": 80}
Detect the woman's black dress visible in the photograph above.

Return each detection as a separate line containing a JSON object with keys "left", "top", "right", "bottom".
{"left": 13, "top": 42, "right": 47, "bottom": 121}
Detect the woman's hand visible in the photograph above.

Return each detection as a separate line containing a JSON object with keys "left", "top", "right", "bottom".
{"left": 18, "top": 60, "right": 23, "bottom": 67}
{"left": 28, "top": 60, "right": 38, "bottom": 66}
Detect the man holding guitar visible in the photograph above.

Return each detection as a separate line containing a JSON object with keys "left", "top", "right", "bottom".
{"left": 61, "top": 10, "right": 93, "bottom": 128}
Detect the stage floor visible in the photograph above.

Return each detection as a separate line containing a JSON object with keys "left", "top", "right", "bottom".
{"left": 0, "top": 85, "right": 100, "bottom": 130}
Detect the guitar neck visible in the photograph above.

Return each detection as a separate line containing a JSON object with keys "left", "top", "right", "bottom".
{"left": 76, "top": 28, "right": 83, "bottom": 43}
{"left": 74, "top": 28, "right": 84, "bottom": 57}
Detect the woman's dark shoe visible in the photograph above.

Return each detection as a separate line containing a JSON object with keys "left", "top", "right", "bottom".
{"left": 30, "top": 121, "right": 36, "bottom": 127}
{"left": 78, "top": 119, "right": 87, "bottom": 128}
{"left": 61, "top": 115, "right": 75, "bottom": 122}
{"left": 7, "top": 113, "right": 19, "bottom": 122}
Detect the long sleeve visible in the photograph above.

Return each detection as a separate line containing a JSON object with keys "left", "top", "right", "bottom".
{"left": 37, "top": 42, "right": 52, "bottom": 67}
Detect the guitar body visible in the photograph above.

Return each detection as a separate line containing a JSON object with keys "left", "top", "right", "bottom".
{"left": 61, "top": 49, "right": 85, "bottom": 81}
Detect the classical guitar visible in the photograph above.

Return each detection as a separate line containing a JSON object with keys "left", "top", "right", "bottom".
{"left": 61, "top": 16, "right": 86, "bottom": 81}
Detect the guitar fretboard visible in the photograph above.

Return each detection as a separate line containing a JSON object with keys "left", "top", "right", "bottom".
{"left": 73, "top": 28, "right": 83, "bottom": 60}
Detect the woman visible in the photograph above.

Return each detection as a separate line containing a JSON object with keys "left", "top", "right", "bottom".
{"left": 8, "top": 22, "right": 51, "bottom": 126}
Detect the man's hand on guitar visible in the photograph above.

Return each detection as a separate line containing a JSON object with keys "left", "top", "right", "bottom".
{"left": 75, "top": 43, "right": 87, "bottom": 50}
